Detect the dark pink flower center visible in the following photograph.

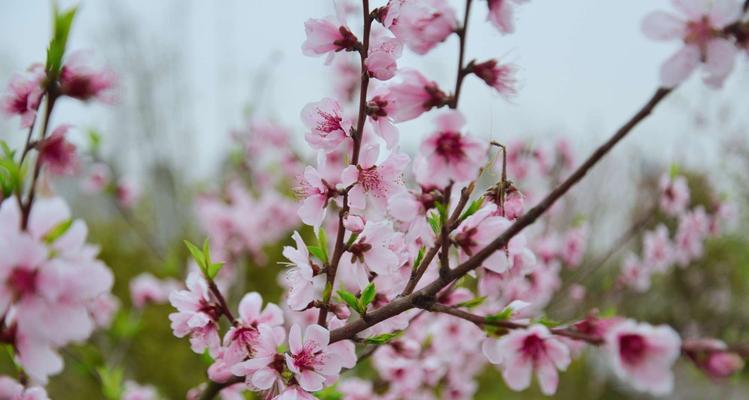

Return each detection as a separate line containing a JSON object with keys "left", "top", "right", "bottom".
{"left": 685, "top": 18, "right": 715, "bottom": 49}
{"left": 366, "top": 96, "right": 389, "bottom": 119}
{"left": 333, "top": 26, "right": 359, "bottom": 52}
{"left": 293, "top": 343, "right": 322, "bottom": 371}
{"left": 454, "top": 227, "right": 478, "bottom": 255}
{"left": 357, "top": 166, "right": 383, "bottom": 194}
{"left": 9, "top": 267, "right": 38, "bottom": 298}
{"left": 434, "top": 131, "right": 466, "bottom": 163}
{"left": 619, "top": 333, "right": 647, "bottom": 365}
{"left": 521, "top": 333, "right": 546, "bottom": 361}
{"left": 315, "top": 110, "right": 343, "bottom": 135}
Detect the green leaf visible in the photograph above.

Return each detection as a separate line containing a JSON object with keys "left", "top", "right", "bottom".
{"left": 455, "top": 296, "right": 486, "bottom": 309}
{"left": 315, "top": 386, "right": 344, "bottom": 400}
{"left": 359, "top": 282, "right": 376, "bottom": 310}
{"left": 206, "top": 262, "right": 224, "bottom": 280}
{"left": 307, "top": 245, "right": 326, "bottom": 262}
{"left": 337, "top": 289, "right": 362, "bottom": 314}
{"left": 364, "top": 330, "right": 403, "bottom": 344}
{"left": 435, "top": 201, "right": 448, "bottom": 223}
{"left": 43, "top": 218, "right": 73, "bottom": 243}
{"left": 183, "top": 240, "right": 206, "bottom": 269}
{"left": 669, "top": 163, "right": 680, "bottom": 179}
{"left": 87, "top": 129, "right": 102, "bottom": 153}
{"left": 413, "top": 246, "right": 426, "bottom": 270}
{"left": 317, "top": 228, "right": 329, "bottom": 263}
{"left": 97, "top": 365, "right": 124, "bottom": 400}
{"left": 46, "top": 4, "right": 78, "bottom": 77}
{"left": 486, "top": 306, "right": 513, "bottom": 323}
{"left": 459, "top": 198, "right": 484, "bottom": 221}
{"left": 535, "top": 315, "right": 561, "bottom": 328}
{"left": 427, "top": 211, "right": 441, "bottom": 235}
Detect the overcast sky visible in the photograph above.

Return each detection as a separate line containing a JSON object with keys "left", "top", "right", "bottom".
{"left": 1, "top": 0, "right": 747, "bottom": 179}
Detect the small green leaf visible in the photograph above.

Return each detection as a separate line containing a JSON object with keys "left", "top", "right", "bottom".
{"left": 455, "top": 296, "right": 486, "bottom": 309}
{"left": 427, "top": 211, "right": 441, "bottom": 235}
{"left": 184, "top": 240, "right": 206, "bottom": 269}
{"left": 459, "top": 198, "right": 484, "bottom": 221}
{"left": 315, "top": 386, "right": 344, "bottom": 400}
{"left": 308, "top": 245, "right": 326, "bottom": 262}
{"left": 42, "top": 218, "right": 73, "bottom": 243}
{"left": 359, "top": 282, "right": 376, "bottom": 310}
{"left": 364, "top": 330, "right": 403, "bottom": 344}
{"left": 206, "top": 262, "right": 224, "bottom": 280}
{"left": 535, "top": 315, "right": 561, "bottom": 328}
{"left": 486, "top": 306, "right": 513, "bottom": 323}
{"left": 97, "top": 365, "right": 124, "bottom": 400}
{"left": 337, "top": 289, "right": 362, "bottom": 314}
{"left": 46, "top": 4, "right": 78, "bottom": 78}
{"left": 317, "top": 228, "right": 329, "bottom": 263}
{"left": 413, "top": 246, "right": 426, "bottom": 270}
{"left": 87, "top": 129, "right": 102, "bottom": 153}
{"left": 669, "top": 163, "right": 680, "bottom": 179}
{"left": 435, "top": 201, "right": 448, "bottom": 223}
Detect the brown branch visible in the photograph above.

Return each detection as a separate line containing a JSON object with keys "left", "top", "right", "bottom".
{"left": 318, "top": 0, "right": 373, "bottom": 327}
{"left": 207, "top": 278, "right": 236, "bottom": 324}
{"left": 450, "top": 0, "right": 473, "bottom": 109}
{"left": 330, "top": 87, "right": 673, "bottom": 343}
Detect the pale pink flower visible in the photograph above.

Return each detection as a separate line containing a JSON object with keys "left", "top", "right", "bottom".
{"left": 338, "top": 220, "right": 401, "bottom": 290}
{"left": 482, "top": 324, "right": 571, "bottom": 395}
{"left": 387, "top": 70, "right": 448, "bottom": 122}
{"left": 331, "top": 55, "right": 360, "bottom": 103}
{"left": 300, "top": 98, "right": 352, "bottom": 150}
{"left": 414, "top": 111, "right": 488, "bottom": 187}
{"left": 470, "top": 59, "right": 517, "bottom": 97}
{"left": 1, "top": 66, "right": 44, "bottom": 128}
{"left": 366, "top": 90, "right": 400, "bottom": 148}
{"left": 38, "top": 125, "right": 79, "bottom": 176}
{"left": 221, "top": 292, "right": 284, "bottom": 368}
{"left": 129, "top": 272, "right": 179, "bottom": 309}
{"left": 168, "top": 272, "right": 221, "bottom": 356}
{"left": 453, "top": 204, "right": 514, "bottom": 274}
{"left": 343, "top": 214, "right": 366, "bottom": 233}
{"left": 642, "top": 0, "right": 743, "bottom": 88}
{"left": 338, "top": 378, "right": 375, "bottom": 400}
{"left": 285, "top": 324, "right": 342, "bottom": 392}
{"left": 276, "top": 385, "right": 317, "bottom": 400}
{"left": 115, "top": 176, "right": 140, "bottom": 208}
{"left": 122, "top": 380, "right": 159, "bottom": 400}
{"left": 659, "top": 174, "right": 690, "bottom": 216}
{"left": 385, "top": 0, "right": 458, "bottom": 55}
{"left": 283, "top": 232, "right": 325, "bottom": 311}
{"left": 673, "top": 206, "right": 710, "bottom": 266}
{"left": 560, "top": 225, "right": 588, "bottom": 268}
{"left": 486, "top": 0, "right": 529, "bottom": 34}
{"left": 231, "top": 325, "right": 286, "bottom": 392}
{"left": 295, "top": 166, "right": 337, "bottom": 227}
{"left": 604, "top": 320, "right": 681, "bottom": 395}
{"left": 59, "top": 58, "right": 116, "bottom": 102}
{"left": 0, "top": 376, "right": 49, "bottom": 400}
{"left": 642, "top": 224, "right": 674, "bottom": 273}
{"left": 340, "top": 144, "right": 409, "bottom": 210}
{"left": 87, "top": 293, "right": 120, "bottom": 328}
{"left": 302, "top": 18, "right": 359, "bottom": 60}
{"left": 619, "top": 252, "right": 652, "bottom": 292}
{"left": 81, "top": 162, "right": 111, "bottom": 193}
{"left": 366, "top": 28, "right": 403, "bottom": 81}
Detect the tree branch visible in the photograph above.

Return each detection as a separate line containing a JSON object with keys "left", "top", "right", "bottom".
{"left": 450, "top": 0, "right": 473, "bottom": 109}
{"left": 330, "top": 87, "right": 673, "bottom": 343}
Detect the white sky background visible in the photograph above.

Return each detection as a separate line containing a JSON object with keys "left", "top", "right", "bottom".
{"left": 0, "top": 0, "right": 747, "bottom": 184}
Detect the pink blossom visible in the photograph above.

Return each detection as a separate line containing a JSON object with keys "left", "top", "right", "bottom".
{"left": 387, "top": 70, "right": 448, "bottom": 122}
{"left": 302, "top": 18, "right": 359, "bottom": 60}
{"left": 38, "top": 125, "right": 78, "bottom": 176}
{"left": 283, "top": 232, "right": 325, "bottom": 311}
{"left": 0, "top": 376, "right": 49, "bottom": 400}
{"left": 81, "top": 162, "right": 111, "bottom": 193}
{"left": 343, "top": 214, "right": 366, "bottom": 233}
{"left": 115, "top": 176, "right": 140, "bottom": 208}
{"left": 414, "top": 111, "right": 488, "bottom": 187}
{"left": 338, "top": 378, "right": 375, "bottom": 400}
{"left": 642, "top": 0, "right": 743, "bottom": 88}
{"left": 486, "top": 0, "right": 529, "bottom": 34}
{"left": 295, "top": 166, "right": 337, "bottom": 227}
{"left": 300, "top": 98, "right": 352, "bottom": 150}
{"left": 453, "top": 204, "right": 514, "bottom": 274}
{"left": 673, "top": 206, "right": 710, "bottom": 266}
{"left": 619, "top": 252, "right": 652, "bottom": 292}
{"left": 659, "top": 173, "right": 690, "bottom": 216}
{"left": 285, "top": 324, "right": 342, "bottom": 392}
{"left": 168, "top": 272, "right": 221, "bottom": 356}
{"left": 366, "top": 28, "right": 403, "bottom": 81}
{"left": 59, "top": 58, "right": 116, "bottom": 102}
{"left": 331, "top": 56, "right": 360, "bottom": 103}
{"left": 470, "top": 59, "right": 517, "bottom": 97}
{"left": 366, "top": 90, "right": 400, "bottom": 148}
{"left": 340, "top": 144, "right": 409, "bottom": 210}
{"left": 87, "top": 293, "right": 120, "bottom": 329}
{"left": 482, "top": 324, "right": 571, "bottom": 395}
{"left": 122, "top": 381, "right": 159, "bottom": 400}
{"left": 338, "top": 220, "right": 401, "bottom": 290}
{"left": 221, "top": 292, "right": 284, "bottom": 368}
{"left": 385, "top": 0, "right": 458, "bottom": 55}
{"left": 605, "top": 320, "right": 681, "bottom": 395}
{"left": 560, "top": 225, "right": 588, "bottom": 268}
{"left": 276, "top": 385, "right": 317, "bottom": 400}
{"left": 231, "top": 325, "right": 286, "bottom": 392}
{"left": 129, "top": 273, "right": 179, "bottom": 309}
{"left": 642, "top": 224, "right": 674, "bottom": 273}
{"left": 1, "top": 67, "right": 44, "bottom": 128}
